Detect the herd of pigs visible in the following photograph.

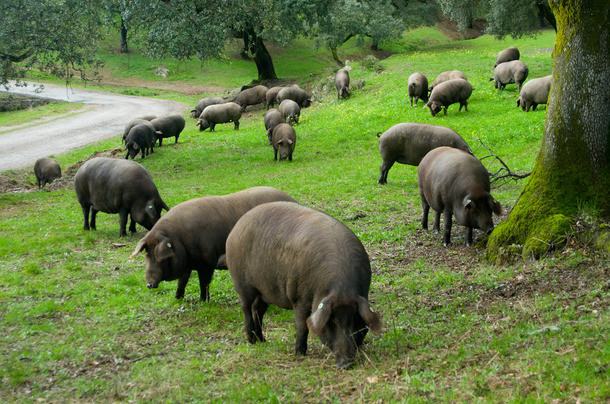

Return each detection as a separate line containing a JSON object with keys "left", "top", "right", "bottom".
{"left": 30, "top": 46, "right": 550, "bottom": 369}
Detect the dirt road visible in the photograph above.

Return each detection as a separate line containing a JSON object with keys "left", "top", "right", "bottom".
{"left": 0, "top": 81, "right": 186, "bottom": 172}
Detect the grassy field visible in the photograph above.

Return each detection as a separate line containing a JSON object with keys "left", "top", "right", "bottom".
{"left": 1, "top": 28, "right": 608, "bottom": 402}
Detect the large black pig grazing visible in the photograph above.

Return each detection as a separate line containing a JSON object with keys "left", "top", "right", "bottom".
{"left": 234, "top": 85, "right": 268, "bottom": 111}
{"left": 428, "top": 70, "right": 467, "bottom": 94}
{"left": 131, "top": 187, "right": 297, "bottom": 301}
{"left": 264, "top": 108, "right": 283, "bottom": 144}
{"left": 407, "top": 72, "right": 429, "bottom": 107}
{"left": 74, "top": 157, "right": 169, "bottom": 237}
{"left": 491, "top": 60, "right": 529, "bottom": 92}
{"left": 423, "top": 79, "right": 473, "bottom": 117}
{"left": 124, "top": 121, "right": 160, "bottom": 160}
{"left": 196, "top": 102, "right": 242, "bottom": 131}
{"left": 335, "top": 68, "right": 350, "bottom": 99}
{"left": 277, "top": 86, "right": 311, "bottom": 108}
{"left": 378, "top": 123, "right": 472, "bottom": 184}
{"left": 265, "top": 86, "right": 284, "bottom": 110}
{"left": 190, "top": 96, "right": 225, "bottom": 118}
{"left": 123, "top": 116, "right": 156, "bottom": 143}
{"left": 225, "top": 201, "right": 381, "bottom": 369}
{"left": 493, "top": 46, "right": 520, "bottom": 69}
{"left": 150, "top": 114, "right": 186, "bottom": 146}
{"left": 34, "top": 157, "right": 61, "bottom": 188}
{"left": 271, "top": 123, "right": 296, "bottom": 161}
{"left": 517, "top": 75, "right": 552, "bottom": 112}
{"left": 418, "top": 147, "right": 502, "bottom": 246}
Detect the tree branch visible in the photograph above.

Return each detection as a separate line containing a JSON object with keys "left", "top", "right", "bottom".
{"left": 475, "top": 138, "right": 532, "bottom": 187}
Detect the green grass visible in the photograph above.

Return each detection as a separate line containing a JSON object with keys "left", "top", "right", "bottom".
{"left": 0, "top": 94, "right": 84, "bottom": 131}
{"left": 1, "top": 28, "right": 608, "bottom": 402}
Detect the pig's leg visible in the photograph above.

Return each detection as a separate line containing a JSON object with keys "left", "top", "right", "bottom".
{"left": 238, "top": 291, "right": 259, "bottom": 344}
{"left": 251, "top": 296, "right": 268, "bottom": 343}
{"left": 196, "top": 268, "right": 214, "bottom": 301}
{"left": 118, "top": 209, "right": 128, "bottom": 237}
{"left": 175, "top": 271, "right": 191, "bottom": 299}
{"left": 379, "top": 160, "right": 394, "bottom": 185}
{"left": 466, "top": 227, "right": 473, "bottom": 247}
{"left": 433, "top": 210, "right": 441, "bottom": 234}
{"left": 81, "top": 204, "right": 91, "bottom": 231}
{"left": 90, "top": 208, "right": 98, "bottom": 230}
{"left": 421, "top": 201, "right": 430, "bottom": 230}
{"left": 294, "top": 305, "right": 310, "bottom": 355}
{"left": 442, "top": 209, "right": 452, "bottom": 246}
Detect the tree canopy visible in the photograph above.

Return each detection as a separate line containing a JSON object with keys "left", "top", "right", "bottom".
{"left": 0, "top": 0, "right": 103, "bottom": 88}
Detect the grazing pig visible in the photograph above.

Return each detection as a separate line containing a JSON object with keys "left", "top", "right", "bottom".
{"left": 124, "top": 121, "right": 160, "bottom": 160}
{"left": 265, "top": 86, "right": 284, "bottom": 109}
{"left": 34, "top": 157, "right": 61, "bottom": 188}
{"left": 428, "top": 70, "right": 467, "bottom": 93}
{"left": 278, "top": 99, "right": 300, "bottom": 125}
{"left": 277, "top": 86, "right": 311, "bottom": 108}
{"left": 264, "top": 108, "right": 283, "bottom": 144}
{"left": 190, "top": 96, "right": 225, "bottom": 118}
{"left": 131, "top": 187, "right": 297, "bottom": 301}
{"left": 378, "top": 123, "right": 472, "bottom": 184}
{"left": 226, "top": 201, "right": 381, "bottom": 369}
{"left": 491, "top": 60, "right": 529, "bottom": 91}
{"left": 123, "top": 116, "right": 156, "bottom": 143}
{"left": 234, "top": 85, "right": 269, "bottom": 111}
{"left": 196, "top": 102, "right": 242, "bottom": 131}
{"left": 407, "top": 72, "right": 429, "bottom": 107}
{"left": 493, "top": 46, "right": 520, "bottom": 69}
{"left": 335, "top": 69, "right": 351, "bottom": 99}
{"left": 423, "top": 79, "right": 473, "bottom": 117}
{"left": 517, "top": 75, "right": 552, "bottom": 112}
{"left": 74, "top": 157, "right": 169, "bottom": 237}
{"left": 418, "top": 147, "right": 501, "bottom": 246}
{"left": 150, "top": 114, "right": 186, "bottom": 146}
{"left": 271, "top": 123, "right": 296, "bottom": 161}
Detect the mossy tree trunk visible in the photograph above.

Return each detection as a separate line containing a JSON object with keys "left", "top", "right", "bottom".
{"left": 487, "top": 0, "right": 609, "bottom": 262}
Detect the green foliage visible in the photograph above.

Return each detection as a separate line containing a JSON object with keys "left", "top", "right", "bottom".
{"left": 0, "top": 0, "right": 104, "bottom": 87}
{"left": 1, "top": 28, "right": 608, "bottom": 402}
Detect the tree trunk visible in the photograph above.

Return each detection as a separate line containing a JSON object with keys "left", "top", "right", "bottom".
{"left": 331, "top": 46, "right": 343, "bottom": 66}
{"left": 487, "top": 0, "right": 609, "bottom": 262}
{"left": 536, "top": 0, "right": 557, "bottom": 32}
{"left": 252, "top": 35, "right": 277, "bottom": 80}
{"left": 120, "top": 18, "right": 128, "bottom": 53}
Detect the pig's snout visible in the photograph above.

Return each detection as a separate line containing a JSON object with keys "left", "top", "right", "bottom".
{"left": 147, "top": 282, "right": 159, "bottom": 289}
{"left": 335, "top": 356, "right": 354, "bottom": 370}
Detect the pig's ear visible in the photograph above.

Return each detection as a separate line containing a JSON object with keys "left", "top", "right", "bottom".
{"left": 357, "top": 296, "right": 382, "bottom": 333}
{"left": 307, "top": 296, "right": 333, "bottom": 336}
{"left": 154, "top": 238, "right": 175, "bottom": 262}
{"left": 490, "top": 197, "right": 502, "bottom": 215}
{"left": 130, "top": 238, "right": 148, "bottom": 258}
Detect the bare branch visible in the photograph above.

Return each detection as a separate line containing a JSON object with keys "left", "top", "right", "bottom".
{"left": 474, "top": 138, "right": 532, "bottom": 187}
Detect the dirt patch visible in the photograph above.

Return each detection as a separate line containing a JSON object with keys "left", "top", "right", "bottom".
{"left": 436, "top": 17, "right": 486, "bottom": 41}
{"left": 0, "top": 148, "right": 124, "bottom": 194}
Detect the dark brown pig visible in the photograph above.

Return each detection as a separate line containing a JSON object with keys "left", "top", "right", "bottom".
{"left": 234, "top": 85, "right": 269, "bottom": 111}
{"left": 74, "top": 157, "right": 169, "bottom": 237}
{"left": 124, "top": 121, "right": 161, "bottom": 160}
{"left": 493, "top": 46, "right": 520, "bottom": 69}
{"left": 150, "top": 114, "right": 186, "bottom": 146}
{"left": 131, "top": 187, "right": 297, "bottom": 301}
{"left": 190, "top": 96, "right": 225, "bottom": 118}
{"left": 423, "top": 79, "right": 473, "bottom": 117}
{"left": 122, "top": 116, "right": 156, "bottom": 143}
{"left": 265, "top": 86, "right": 284, "bottom": 109}
{"left": 491, "top": 60, "right": 529, "bottom": 91}
{"left": 407, "top": 72, "right": 429, "bottom": 107}
{"left": 278, "top": 99, "right": 300, "bottom": 125}
{"left": 428, "top": 70, "right": 467, "bottom": 94}
{"left": 378, "top": 123, "right": 472, "bottom": 184}
{"left": 225, "top": 201, "right": 381, "bottom": 369}
{"left": 34, "top": 157, "right": 61, "bottom": 188}
{"left": 196, "top": 102, "right": 242, "bottom": 131}
{"left": 271, "top": 123, "right": 296, "bottom": 161}
{"left": 417, "top": 147, "right": 502, "bottom": 246}
{"left": 335, "top": 69, "right": 350, "bottom": 99}
{"left": 517, "top": 75, "right": 552, "bottom": 111}
{"left": 277, "top": 86, "right": 311, "bottom": 108}
{"left": 264, "top": 108, "right": 283, "bottom": 144}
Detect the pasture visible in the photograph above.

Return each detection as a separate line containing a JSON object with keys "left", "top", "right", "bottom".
{"left": 1, "top": 28, "right": 608, "bottom": 402}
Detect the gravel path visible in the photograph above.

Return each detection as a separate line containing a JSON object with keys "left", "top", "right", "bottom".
{"left": 0, "top": 81, "right": 186, "bottom": 172}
